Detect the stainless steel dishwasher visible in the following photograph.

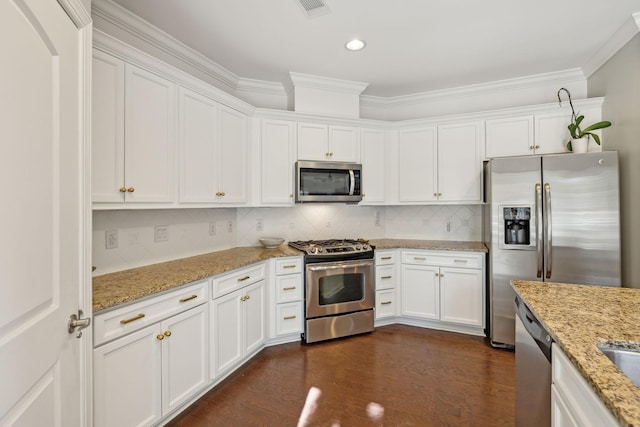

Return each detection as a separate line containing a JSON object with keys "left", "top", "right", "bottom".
{"left": 515, "top": 296, "right": 553, "bottom": 427}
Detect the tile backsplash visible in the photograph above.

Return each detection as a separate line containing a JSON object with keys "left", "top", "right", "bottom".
{"left": 93, "top": 205, "right": 482, "bottom": 274}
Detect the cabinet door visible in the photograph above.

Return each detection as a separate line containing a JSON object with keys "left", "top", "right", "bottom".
{"left": 329, "top": 125, "right": 359, "bottom": 162}
{"left": 178, "top": 88, "right": 217, "bottom": 203}
{"left": 275, "top": 301, "right": 303, "bottom": 336}
{"left": 535, "top": 111, "right": 573, "bottom": 155}
{"left": 439, "top": 267, "right": 483, "bottom": 326}
{"left": 124, "top": 64, "right": 175, "bottom": 203}
{"left": 360, "top": 128, "right": 386, "bottom": 204}
{"left": 161, "top": 304, "right": 209, "bottom": 415}
{"left": 398, "top": 127, "right": 437, "bottom": 202}
{"left": 401, "top": 264, "right": 439, "bottom": 319}
{"left": 211, "top": 290, "right": 243, "bottom": 378}
{"left": 437, "top": 122, "right": 483, "bottom": 202}
{"left": 261, "top": 119, "right": 296, "bottom": 204}
{"left": 485, "top": 116, "right": 534, "bottom": 158}
{"left": 92, "top": 51, "right": 125, "bottom": 203}
{"left": 217, "top": 105, "right": 248, "bottom": 203}
{"left": 94, "top": 325, "right": 162, "bottom": 427}
{"left": 297, "top": 122, "right": 329, "bottom": 160}
{"left": 243, "top": 280, "right": 267, "bottom": 355}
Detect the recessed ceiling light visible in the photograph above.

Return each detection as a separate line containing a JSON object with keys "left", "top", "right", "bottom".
{"left": 345, "top": 39, "right": 365, "bottom": 51}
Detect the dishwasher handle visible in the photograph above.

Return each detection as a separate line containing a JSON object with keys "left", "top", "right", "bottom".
{"left": 515, "top": 297, "right": 553, "bottom": 361}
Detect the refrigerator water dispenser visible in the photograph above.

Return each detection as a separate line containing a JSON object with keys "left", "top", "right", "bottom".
{"left": 503, "top": 207, "right": 531, "bottom": 246}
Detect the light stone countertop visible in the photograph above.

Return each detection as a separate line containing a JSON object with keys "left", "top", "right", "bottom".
{"left": 511, "top": 280, "right": 640, "bottom": 427}
{"left": 93, "top": 239, "right": 486, "bottom": 314}
{"left": 93, "top": 245, "right": 301, "bottom": 313}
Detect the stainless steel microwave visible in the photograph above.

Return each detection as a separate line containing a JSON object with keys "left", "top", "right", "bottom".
{"left": 295, "top": 160, "right": 362, "bottom": 203}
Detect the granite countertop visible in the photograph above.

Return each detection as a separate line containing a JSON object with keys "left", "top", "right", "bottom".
{"left": 511, "top": 280, "right": 640, "bottom": 427}
{"left": 370, "top": 238, "right": 488, "bottom": 252}
{"left": 93, "top": 245, "right": 301, "bottom": 313}
{"left": 93, "top": 239, "right": 486, "bottom": 314}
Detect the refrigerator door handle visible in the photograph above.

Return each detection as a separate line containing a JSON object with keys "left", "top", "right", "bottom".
{"left": 544, "top": 183, "right": 552, "bottom": 279}
{"left": 535, "top": 183, "right": 543, "bottom": 278}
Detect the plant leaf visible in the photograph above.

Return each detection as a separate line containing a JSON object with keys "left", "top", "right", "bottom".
{"left": 589, "top": 133, "right": 602, "bottom": 145}
{"left": 566, "top": 140, "right": 573, "bottom": 151}
{"left": 582, "top": 121, "right": 612, "bottom": 133}
{"left": 575, "top": 115, "right": 585, "bottom": 127}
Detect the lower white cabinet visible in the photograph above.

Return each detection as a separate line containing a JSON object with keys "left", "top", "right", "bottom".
{"left": 375, "top": 250, "right": 399, "bottom": 321}
{"left": 270, "top": 257, "right": 304, "bottom": 339}
{"left": 400, "top": 250, "right": 485, "bottom": 333}
{"left": 211, "top": 276, "right": 266, "bottom": 380}
{"left": 551, "top": 343, "right": 618, "bottom": 426}
{"left": 93, "top": 302, "right": 209, "bottom": 427}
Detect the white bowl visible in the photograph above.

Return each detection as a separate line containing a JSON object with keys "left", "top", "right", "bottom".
{"left": 259, "top": 237, "right": 284, "bottom": 249}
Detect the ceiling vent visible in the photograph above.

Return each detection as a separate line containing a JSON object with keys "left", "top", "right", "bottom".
{"left": 295, "top": 0, "right": 330, "bottom": 17}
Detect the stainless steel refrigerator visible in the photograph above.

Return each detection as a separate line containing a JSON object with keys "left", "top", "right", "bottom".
{"left": 484, "top": 151, "right": 621, "bottom": 347}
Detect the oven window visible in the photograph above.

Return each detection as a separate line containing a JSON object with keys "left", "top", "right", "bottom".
{"left": 318, "top": 273, "right": 363, "bottom": 305}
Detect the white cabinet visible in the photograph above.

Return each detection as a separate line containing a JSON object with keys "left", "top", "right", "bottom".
{"left": 270, "top": 257, "right": 304, "bottom": 339}
{"left": 360, "top": 128, "right": 386, "bottom": 204}
{"left": 297, "top": 122, "right": 359, "bottom": 162}
{"left": 400, "top": 250, "right": 485, "bottom": 332}
{"left": 397, "top": 122, "right": 482, "bottom": 203}
{"left": 179, "top": 88, "right": 248, "bottom": 204}
{"left": 551, "top": 344, "right": 619, "bottom": 427}
{"left": 261, "top": 119, "right": 296, "bottom": 205}
{"left": 375, "top": 250, "right": 398, "bottom": 321}
{"left": 93, "top": 281, "right": 210, "bottom": 427}
{"left": 485, "top": 115, "right": 535, "bottom": 158}
{"left": 211, "top": 264, "right": 267, "bottom": 379}
{"left": 437, "top": 121, "right": 483, "bottom": 202}
{"left": 92, "top": 53, "right": 176, "bottom": 205}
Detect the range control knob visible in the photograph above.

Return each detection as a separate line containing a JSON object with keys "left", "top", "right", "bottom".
{"left": 356, "top": 245, "right": 362, "bottom": 250}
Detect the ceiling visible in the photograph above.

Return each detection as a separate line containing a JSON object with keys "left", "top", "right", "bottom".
{"left": 110, "top": 0, "right": 640, "bottom": 98}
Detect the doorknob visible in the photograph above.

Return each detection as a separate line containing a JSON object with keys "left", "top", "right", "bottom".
{"left": 68, "top": 310, "right": 91, "bottom": 338}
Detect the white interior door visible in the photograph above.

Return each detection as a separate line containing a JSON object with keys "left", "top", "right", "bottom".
{"left": 0, "top": 0, "right": 88, "bottom": 425}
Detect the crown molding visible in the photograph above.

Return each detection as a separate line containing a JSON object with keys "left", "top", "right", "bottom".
{"left": 236, "top": 78, "right": 286, "bottom": 96}
{"left": 290, "top": 72, "right": 369, "bottom": 94}
{"left": 360, "top": 68, "right": 585, "bottom": 110}
{"left": 582, "top": 12, "right": 640, "bottom": 78}
{"left": 92, "top": 0, "right": 239, "bottom": 93}
{"left": 59, "top": 0, "right": 92, "bottom": 28}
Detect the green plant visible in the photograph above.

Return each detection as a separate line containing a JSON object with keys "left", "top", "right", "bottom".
{"left": 557, "top": 88, "right": 612, "bottom": 151}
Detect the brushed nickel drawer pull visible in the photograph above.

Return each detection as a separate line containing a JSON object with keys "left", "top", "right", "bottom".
{"left": 283, "top": 264, "right": 296, "bottom": 269}
{"left": 179, "top": 294, "right": 198, "bottom": 303}
{"left": 381, "top": 301, "right": 392, "bottom": 305}
{"left": 283, "top": 286, "right": 297, "bottom": 291}
{"left": 381, "top": 275, "right": 392, "bottom": 279}
{"left": 380, "top": 256, "right": 392, "bottom": 260}
{"left": 120, "top": 313, "right": 145, "bottom": 325}
{"left": 414, "top": 257, "right": 426, "bottom": 261}
{"left": 238, "top": 275, "right": 251, "bottom": 282}
{"left": 453, "top": 259, "right": 468, "bottom": 263}
{"left": 283, "top": 315, "right": 297, "bottom": 320}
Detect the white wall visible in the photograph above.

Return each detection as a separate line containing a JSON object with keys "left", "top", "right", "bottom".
{"left": 588, "top": 33, "right": 640, "bottom": 288}
{"left": 93, "top": 205, "right": 482, "bottom": 274}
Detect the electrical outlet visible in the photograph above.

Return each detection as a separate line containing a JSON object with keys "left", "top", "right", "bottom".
{"left": 326, "top": 221, "right": 331, "bottom": 229}
{"left": 289, "top": 222, "right": 295, "bottom": 229}
{"left": 154, "top": 225, "right": 169, "bottom": 242}
{"left": 374, "top": 211, "right": 381, "bottom": 227}
{"left": 227, "top": 221, "right": 234, "bottom": 233}
{"left": 105, "top": 229, "right": 118, "bottom": 249}
{"left": 256, "top": 219, "right": 264, "bottom": 231}
{"left": 461, "top": 219, "right": 470, "bottom": 227}
{"left": 209, "top": 222, "right": 216, "bottom": 236}
{"left": 446, "top": 217, "right": 452, "bottom": 232}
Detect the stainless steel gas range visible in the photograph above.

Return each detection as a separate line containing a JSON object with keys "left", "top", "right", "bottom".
{"left": 288, "top": 239, "right": 375, "bottom": 344}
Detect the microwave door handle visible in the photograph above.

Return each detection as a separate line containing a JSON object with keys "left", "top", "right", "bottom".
{"left": 535, "top": 183, "right": 543, "bottom": 278}
{"left": 348, "top": 169, "right": 355, "bottom": 195}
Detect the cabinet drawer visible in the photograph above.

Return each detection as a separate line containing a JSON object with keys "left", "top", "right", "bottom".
{"left": 212, "top": 263, "right": 266, "bottom": 298}
{"left": 275, "top": 257, "right": 302, "bottom": 275}
{"left": 276, "top": 274, "right": 303, "bottom": 303}
{"left": 402, "top": 251, "right": 483, "bottom": 269}
{"left": 275, "top": 302, "right": 303, "bottom": 336}
{"left": 94, "top": 280, "right": 209, "bottom": 347}
{"left": 375, "top": 250, "right": 396, "bottom": 265}
{"left": 376, "top": 264, "right": 397, "bottom": 290}
{"left": 376, "top": 289, "right": 396, "bottom": 319}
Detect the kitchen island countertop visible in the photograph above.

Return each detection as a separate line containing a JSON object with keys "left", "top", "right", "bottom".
{"left": 511, "top": 280, "right": 640, "bottom": 427}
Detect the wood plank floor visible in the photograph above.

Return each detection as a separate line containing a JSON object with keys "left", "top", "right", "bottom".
{"left": 166, "top": 325, "right": 515, "bottom": 426}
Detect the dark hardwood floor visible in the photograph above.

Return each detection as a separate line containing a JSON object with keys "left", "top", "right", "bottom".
{"left": 166, "top": 325, "right": 515, "bottom": 426}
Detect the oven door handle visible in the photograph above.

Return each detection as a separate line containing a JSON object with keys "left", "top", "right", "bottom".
{"left": 307, "top": 259, "right": 373, "bottom": 272}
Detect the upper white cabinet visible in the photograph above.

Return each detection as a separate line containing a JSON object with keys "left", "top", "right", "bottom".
{"left": 397, "top": 121, "right": 482, "bottom": 203}
{"left": 92, "top": 52, "right": 176, "bottom": 205}
{"left": 178, "top": 88, "right": 248, "bottom": 204}
{"left": 485, "top": 115, "right": 535, "bottom": 158}
{"left": 437, "top": 121, "right": 483, "bottom": 202}
{"left": 297, "top": 122, "right": 359, "bottom": 162}
{"left": 261, "top": 119, "right": 296, "bottom": 205}
{"left": 360, "top": 128, "right": 386, "bottom": 204}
